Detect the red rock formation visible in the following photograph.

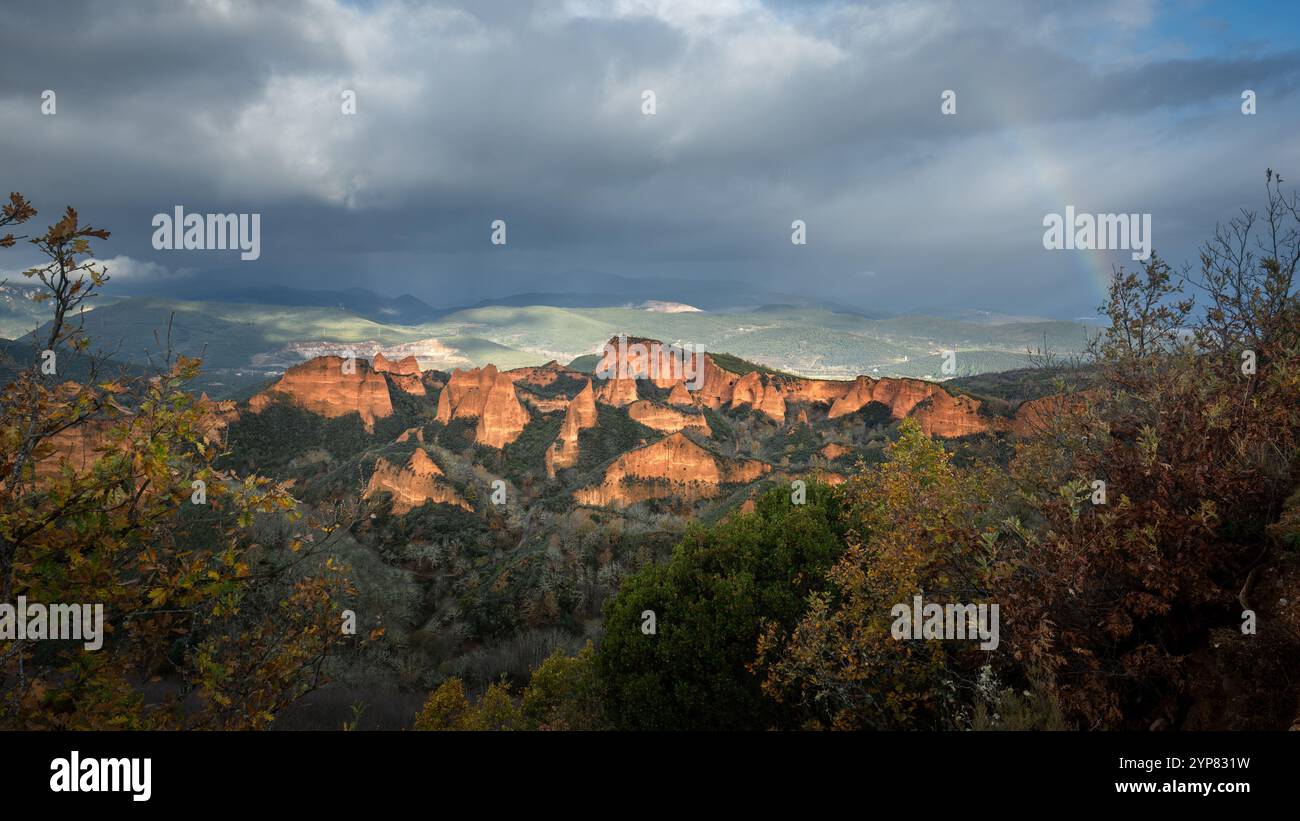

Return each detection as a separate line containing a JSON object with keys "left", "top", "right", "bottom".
{"left": 395, "top": 427, "right": 425, "bottom": 444}
{"left": 574, "top": 432, "right": 768, "bottom": 507}
{"left": 872, "top": 377, "right": 943, "bottom": 418}
{"left": 372, "top": 352, "right": 421, "bottom": 375}
{"left": 505, "top": 362, "right": 568, "bottom": 387}
{"left": 29, "top": 420, "right": 111, "bottom": 479}
{"left": 594, "top": 336, "right": 703, "bottom": 388}
{"left": 828, "top": 376, "right": 940, "bottom": 419}
{"left": 781, "top": 377, "right": 852, "bottom": 406}
{"left": 730, "top": 371, "right": 787, "bottom": 423}
{"left": 820, "top": 443, "right": 851, "bottom": 460}
{"left": 545, "top": 380, "right": 599, "bottom": 476}
{"left": 249, "top": 356, "right": 393, "bottom": 433}
{"left": 909, "top": 391, "right": 993, "bottom": 437}
{"left": 627, "top": 400, "right": 711, "bottom": 436}
{"left": 595, "top": 377, "right": 639, "bottom": 407}
{"left": 520, "top": 393, "right": 571, "bottom": 414}
{"left": 593, "top": 336, "right": 757, "bottom": 410}
{"left": 591, "top": 337, "right": 1003, "bottom": 437}
{"left": 434, "top": 365, "right": 530, "bottom": 448}
{"left": 364, "top": 449, "right": 470, "bottom": 514}
{"left": 372, "top": 353, "right": 425, "bottom": 395}
{"left": 667, "top": 382, "right": 694, "bottom": 406}
{"left": 826, "top": 377, "right": 875, "bottom": 419}
{"left": 693, "top": 356, "right": 741, "bottom": 408}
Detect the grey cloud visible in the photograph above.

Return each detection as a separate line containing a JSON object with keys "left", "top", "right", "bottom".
{"left": 0, "top": 0, "right": 1297, "bottom": 317}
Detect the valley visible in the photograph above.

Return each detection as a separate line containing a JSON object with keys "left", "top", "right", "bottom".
{"left": 23, "top": 334, "right": 1060, "bottom": 725}
{"left": 6, "top": 291, "right": 1096, "bottom": 398}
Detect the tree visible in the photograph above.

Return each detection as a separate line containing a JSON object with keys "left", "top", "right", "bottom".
{"left": 1001, "top": 173, "right": 1300, "bottom": 728}
{"left": 413, "top": 677, "right": 472, "bottom": 730}
{"left": 758, "top": 421, "right": 1007, "bottom": 730}
{"left": 520, "top": 642, "right": 604, "bottom": 730}
{"left": 414, "top": 677, "right": 526, "bottom": 730}
{"left": 596, "top": 480, "right": 845, "bottom": 730}
{"left": 0, "top": 192, "right": 355, "bottom": 729}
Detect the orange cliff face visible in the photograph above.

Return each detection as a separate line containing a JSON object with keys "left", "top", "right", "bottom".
{"left": 519, "top": 393, "right": 572, "bottom": 414}
{"left": 248, "top": 356, "right": 394, "bottom": 432}
{"left": 820, "top": 373, "right": 1003, "bottom": 436}
{"left": 594, "top": 336, "right": 702, "bottom": 388}
{"left": 827, "top": 375, "right": 940, "bottom": 419}
{"left": 504, "top": 362, "right": 567, "bottom": 387}
{"left": 574, "top": 432, "right": 768, "bottom": 507}
{"left": 595, "top": 335, "right": 1000, "bottom": 436}
{"left": 364, "top": 448, "right": 471, "bottom": 514}
{"left": 627, "top": 399, "right": 711, "bottom": 436}
{"left": 694, "top": 356, "right": 741, "bottom": 408}
{"left": 435, "top": 365, "right": 531, "bottom": 448}
{"left": 729, "top": 371, "right": 787, "bottom": 423}
{"left": 595, "top": 377, "right": 639, "bottom": 407}
{"left": 910, "top": 391, "right": 997, "bottom": 437}
{"left": 545, "top": 379, "right": 599, "bottom": 477}
{"left": 372, "top": 353, "right": 425, "bottom": 395}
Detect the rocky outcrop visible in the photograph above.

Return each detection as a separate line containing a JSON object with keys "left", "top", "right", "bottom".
{"left": 372, "top": 353, "right": 425, "bottom": 395}
{"left": 262, "top": 338, "right": 471, "bottom": 372}
{"left": 594, "top": 336, "right": 702, "bottom": 388}
{"left": 870, "top": 377, "right": 944, "bottom": 418}
{"left": 693, "top": 356, "right": 742, "bottom": 408}
{"left": 560, "top": 337, "right": 1009, "bottom": 437}
{"left": 627, "top": 400, "right": 711, "bottom": 436}
{"left": 909, "top": 391, "right": 992, "bottom": 438}
{"left": 574, "top": 432, "right": 768, "bottom": 507}
{"left": 820, "top": 443, "right": 851, "bottom": 460}
{"left": 395, "top": 427, "right": 424, "bottom": 444}
{"left": 781, "top": 377, "right": 852, "bottom": 406}
{"left": 520, "top": 393, "right": 572, "bottom": 414}
{"left": 545, "top": 380, "right": 599, "bottom": 477}
{"left": 435, "top": 365, "right": 531, "bottom": 448}
{"left": 667, "top": 382, "right": 694, "bottom": 406}
{"left": 826, "top": 376, "right": 876, "bottom": 419}
{"left": 249, "top": 356, "right": 393, "bottom": 433}
{"left": 365, "top": 449, "right": 470, "bottom": 514}
{"left": 372, "top": 352, "right": 420, "bottom": 375}
{"left": 595, "top": 377, "right": 639, "bottom": 407}
{"left": 828, "top": 376, "right": 940, "bottom": 420}
{"left": 29, "top": 420, "right": 110, "bottom": 480}
{"left": 505, "top": 362, "right": 567, "bottom": 387}
{"left": 730, "top": 371, "right": 787, "bottom": 423}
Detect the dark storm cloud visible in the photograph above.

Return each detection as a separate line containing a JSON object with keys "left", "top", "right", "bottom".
{"left": 1, "top": 0, "right": 1298, "bottom": 315}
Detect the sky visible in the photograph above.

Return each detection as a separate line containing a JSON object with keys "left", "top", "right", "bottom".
{"left": 1, "top": 0, "right": 1298, "bottom": 318}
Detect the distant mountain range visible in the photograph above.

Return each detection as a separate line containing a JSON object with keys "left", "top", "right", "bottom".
{"left": 3, "top": 284, "right": 1096, "bottom": 398}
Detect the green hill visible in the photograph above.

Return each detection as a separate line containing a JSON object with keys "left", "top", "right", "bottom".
{"left": 41, "top": 295, "right": 1098, "bottom": 397}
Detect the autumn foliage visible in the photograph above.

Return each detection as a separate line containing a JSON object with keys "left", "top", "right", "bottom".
{"left": 0, "top": 192, "right": 355, "bottom": 729}
{"left": 448, "top": 171, "right": 1300, "bottom": 732}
